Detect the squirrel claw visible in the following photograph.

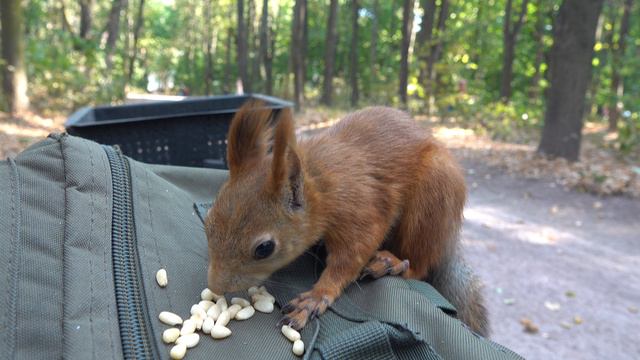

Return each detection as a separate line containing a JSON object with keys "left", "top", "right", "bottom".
{"left": 361, "top": 251, "right": 411, "bottom": 279}
{"left": 281, "top": 303, "right": 296, "bottom": 314}
{"left": 278, "top": 292, "right": 332, "bottom": 330}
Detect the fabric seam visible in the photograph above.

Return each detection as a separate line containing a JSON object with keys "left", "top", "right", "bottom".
{"left": 6, "top": 158, "right": 22, "bottom": 359}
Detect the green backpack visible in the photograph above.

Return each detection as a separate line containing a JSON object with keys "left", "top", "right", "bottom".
{"left": 0, "top": 134, "right": 522, "bottom": 359}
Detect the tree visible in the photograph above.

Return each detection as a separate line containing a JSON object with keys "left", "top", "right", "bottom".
{"left": 127, "top": 0, "right": 145, "bottom": 83}
{"left": 500, "top": 0, "right": 530, "bottom": 101}
{"left": 369, "top": 0, "right": 379, "bottom": 80}
{"left": 399, "top": 0, "right": 415, "bottom": 105}
{"left": 237, "top": 0, "right": 250, "bottom": 93}
{"left": 259, "top": 0, "right": 274, "bottom": 95}
{"left": 416, "top": 0, "right": 448, "bottom": 113}
{"left": 349, "top": 0, "right": 360, "bottom": 107}
{"left": 79, "top": 0, "right": 93, "bottom": 40}
{"left": 105, "top": 0, "right": 127, "bottom": 70}
{"left": 416, "top": 0, "right": 436, "bottom": 87}
{"left": 320, "top": 0, "right": 339, "bottom": 105}
{"left": 291, "top": 0, "right": 307, "bottom": 110}
{"left": 608, "top": 0, "right": 633, "bottom": 131}
{"left": 204, "top": 0, "right": 215, "bottom": 95}
{"left": 528, "top": 0, "right": 547, "bottom": 99}
{"left": 538, "top": 0, "right": 605, "bottom": 161}
{"left": 1, "top": 0, "right": 29, "bottom": 113}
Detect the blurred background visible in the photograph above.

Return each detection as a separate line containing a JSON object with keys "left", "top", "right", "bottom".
{"left": 1, "top": 0, "right": 639, "bottom": 359}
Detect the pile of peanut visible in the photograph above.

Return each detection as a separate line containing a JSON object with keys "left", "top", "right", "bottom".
{"left": 155, "top": 268, "right": 304, "bottom": 359}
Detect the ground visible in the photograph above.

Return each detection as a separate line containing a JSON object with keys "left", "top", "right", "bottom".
{"left": 460, "top": 156, "right": 639, "bottom": 359}
{"left": 1, "top": 108, "right": 638, "bottom": 359}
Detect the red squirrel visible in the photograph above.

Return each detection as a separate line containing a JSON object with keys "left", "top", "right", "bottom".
{"left": 204, "top": 101, "right": 489, "bottom": 336}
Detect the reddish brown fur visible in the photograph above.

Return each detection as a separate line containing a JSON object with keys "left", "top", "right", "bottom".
{"left": 205, "top": 103, "right": 488, "bottom": 336}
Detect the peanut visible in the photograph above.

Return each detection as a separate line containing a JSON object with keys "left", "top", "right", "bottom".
{"left": 169, "top": 344, "right": 186, "bottom": 359}
{"left": 202, "top": 317, "right": 215, "bottom": 334}
{"left": 176, "top": 333, "right": 200, "bottom": 348}
{"left": 159, "top": 311, "right": 183, "bottom": 326}
{"left": 162, "top": 328, "right": 181, "bottom": 344}
{"left": 201, "top": 288, "right": 221, "bottom": 301}
{"left": 247, "top": 286, "right": 260, "bottom": 296}
{"left": 231, "top": 297, "right": 251, "bottom": 307}
{"left": 190, "top": 304, "right": 207, "bottom": 319}
{"left": 281, "top": 325, "right": 301, "bottom": 342}
{"left": 206, "top": 304, "right": 221, "bottom": 320}
{"left": 216, "top": 297, "right": 228, "bottom": 312}
{"left": 292, "top": 339, "right": 305, "bottom": 356}
{"left": 156, "top": 269, "right": 168, "bottom": 287}
{"left": 253, "top": 299, "right": 274, "bottom": 313}
{"left": 234, "top": 305, "right": 255, "bottom": 320}
{"left": 180, "top": 319, "right": 196, "bottom": 336}
{"left": 251, "top": 293, "right": 275, "bottom": 304}
{"left": 215, "top": 310, "right": 231, "bottom": 327}
{"left": 226, "top": 304, "right": 242, "bottom": 318}
{"left": 210, "top": 325, "right": 232, "bottom": 339}
{"left": 198, "top": 300, "right": 215, "bottom": 311}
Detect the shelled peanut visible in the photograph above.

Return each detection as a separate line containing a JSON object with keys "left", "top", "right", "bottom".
{"left": 155, "top": 269, "right": 305, "bottom": 358}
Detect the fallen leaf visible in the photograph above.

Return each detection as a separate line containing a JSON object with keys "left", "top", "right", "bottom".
{"left": 573, "top": 316, "right": 583, "bottom": 325}
{"left": 503, "top": 298, "right": 515, "bottom": 305}
{"left": 544, "top": 301, "right": 561, "bottom": 311}
{"left": 560, "top": 321, "right": 572, "bottom": 329}
{"left": 565, "top": 291, "right": 576, "bottom": 298}
{"left": 520, "top": 318, "right": 539, "bottom": 334}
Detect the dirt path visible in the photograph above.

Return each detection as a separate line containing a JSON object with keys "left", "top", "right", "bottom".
{"left": 459, "top": 157, "right": 640, "bottom": 359}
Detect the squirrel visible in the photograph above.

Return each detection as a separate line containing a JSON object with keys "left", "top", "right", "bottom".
{"left": 204, "top": 101, "right": 489, "bottom": 336}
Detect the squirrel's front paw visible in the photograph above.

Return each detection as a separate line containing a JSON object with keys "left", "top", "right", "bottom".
{"left": 360, "top": 250, "right": 411, "bottom": 279}
{"left": 278, "top": 291, "right": 333, "bottom": 330}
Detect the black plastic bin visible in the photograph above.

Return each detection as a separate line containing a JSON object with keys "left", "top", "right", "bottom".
{"left": 65, "top": 94, "right": 293, "bottom": 169}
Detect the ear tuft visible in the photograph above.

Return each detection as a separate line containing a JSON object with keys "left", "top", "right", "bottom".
{"left": 227, "top": 100, "right": 273, "bottom": 177}
{"left": 268, "top": 108, "right": 298, "bottom": 193}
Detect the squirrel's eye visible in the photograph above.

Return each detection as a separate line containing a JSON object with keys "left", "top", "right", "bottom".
{"left": 254, "top": 239, "right": 275, "bottom": 260}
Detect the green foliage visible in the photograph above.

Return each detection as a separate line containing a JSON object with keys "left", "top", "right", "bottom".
{"left": 7, "top": 0, "right": 640, "bottom": 151}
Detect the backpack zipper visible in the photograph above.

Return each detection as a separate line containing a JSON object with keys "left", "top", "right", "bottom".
{"left": 103, "top": 145, "right": 157, "bottom": 359}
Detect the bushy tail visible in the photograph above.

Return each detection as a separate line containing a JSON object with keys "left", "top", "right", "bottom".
{"left": 427, "top": 253, "right": 490, "bottom": 337}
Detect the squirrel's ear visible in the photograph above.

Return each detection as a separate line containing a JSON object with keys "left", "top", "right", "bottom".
{"left": 226, "top": 100, "right": 272, "bottom": 177}
{"left": 268, "top": 109, "right": 304, "bottom": 210}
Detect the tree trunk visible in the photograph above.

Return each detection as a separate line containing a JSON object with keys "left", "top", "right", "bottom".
{"left": 538, "top": 0, "right": 604, "bottom": 161}
{"left": 529, "top": 0, "right": 545, "bottom": 99}
{"left": 248, "top": 0, "right": 260, "bottom": 89}
{"left": 1, "top": 0, "right": 29, "bottom": 113}
{"left": 424, "top": 0, "right": 448, "bottom": 113}
{"left": 399, "top": 0, "right": 415, "bottom": 106}
{"left": 127, "top": 0, "right": 145, "bottom": 84}
{"left": 79, "top": 0, "right": 93, "bottom": 39}
{"left": 370, "top": 0, "right": 379, "bottom": 80}
{"left": 224, "top": 26, "right": 233, "bottom": 93}
{"left": 500, "top": 0, "right": 530, "bottom": 101}
{"left": 237, "top": 0, "right": 250, "bottom": 93}
{"left": 292, "top": 0, "right": 307, "bottom": 110}
{"left": 321, "top": 0, "right": 339, "bottom": 105}
{"left": 608, "top": 0, "right": 632, "bottom": 131}
{"left": 105, "top": 0, "right": 127, "bottom": 70}
{"left": 349, "top": 0, "right": 360, "bottom": 107}
{"left": 204, "top": 0, "right": 214, "bottom": 95}
{"left": 416, "top": 0, "right": 436, "bottom": 86}
{"left": 259, "top": 0, "right": 273, "bottom": 95}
